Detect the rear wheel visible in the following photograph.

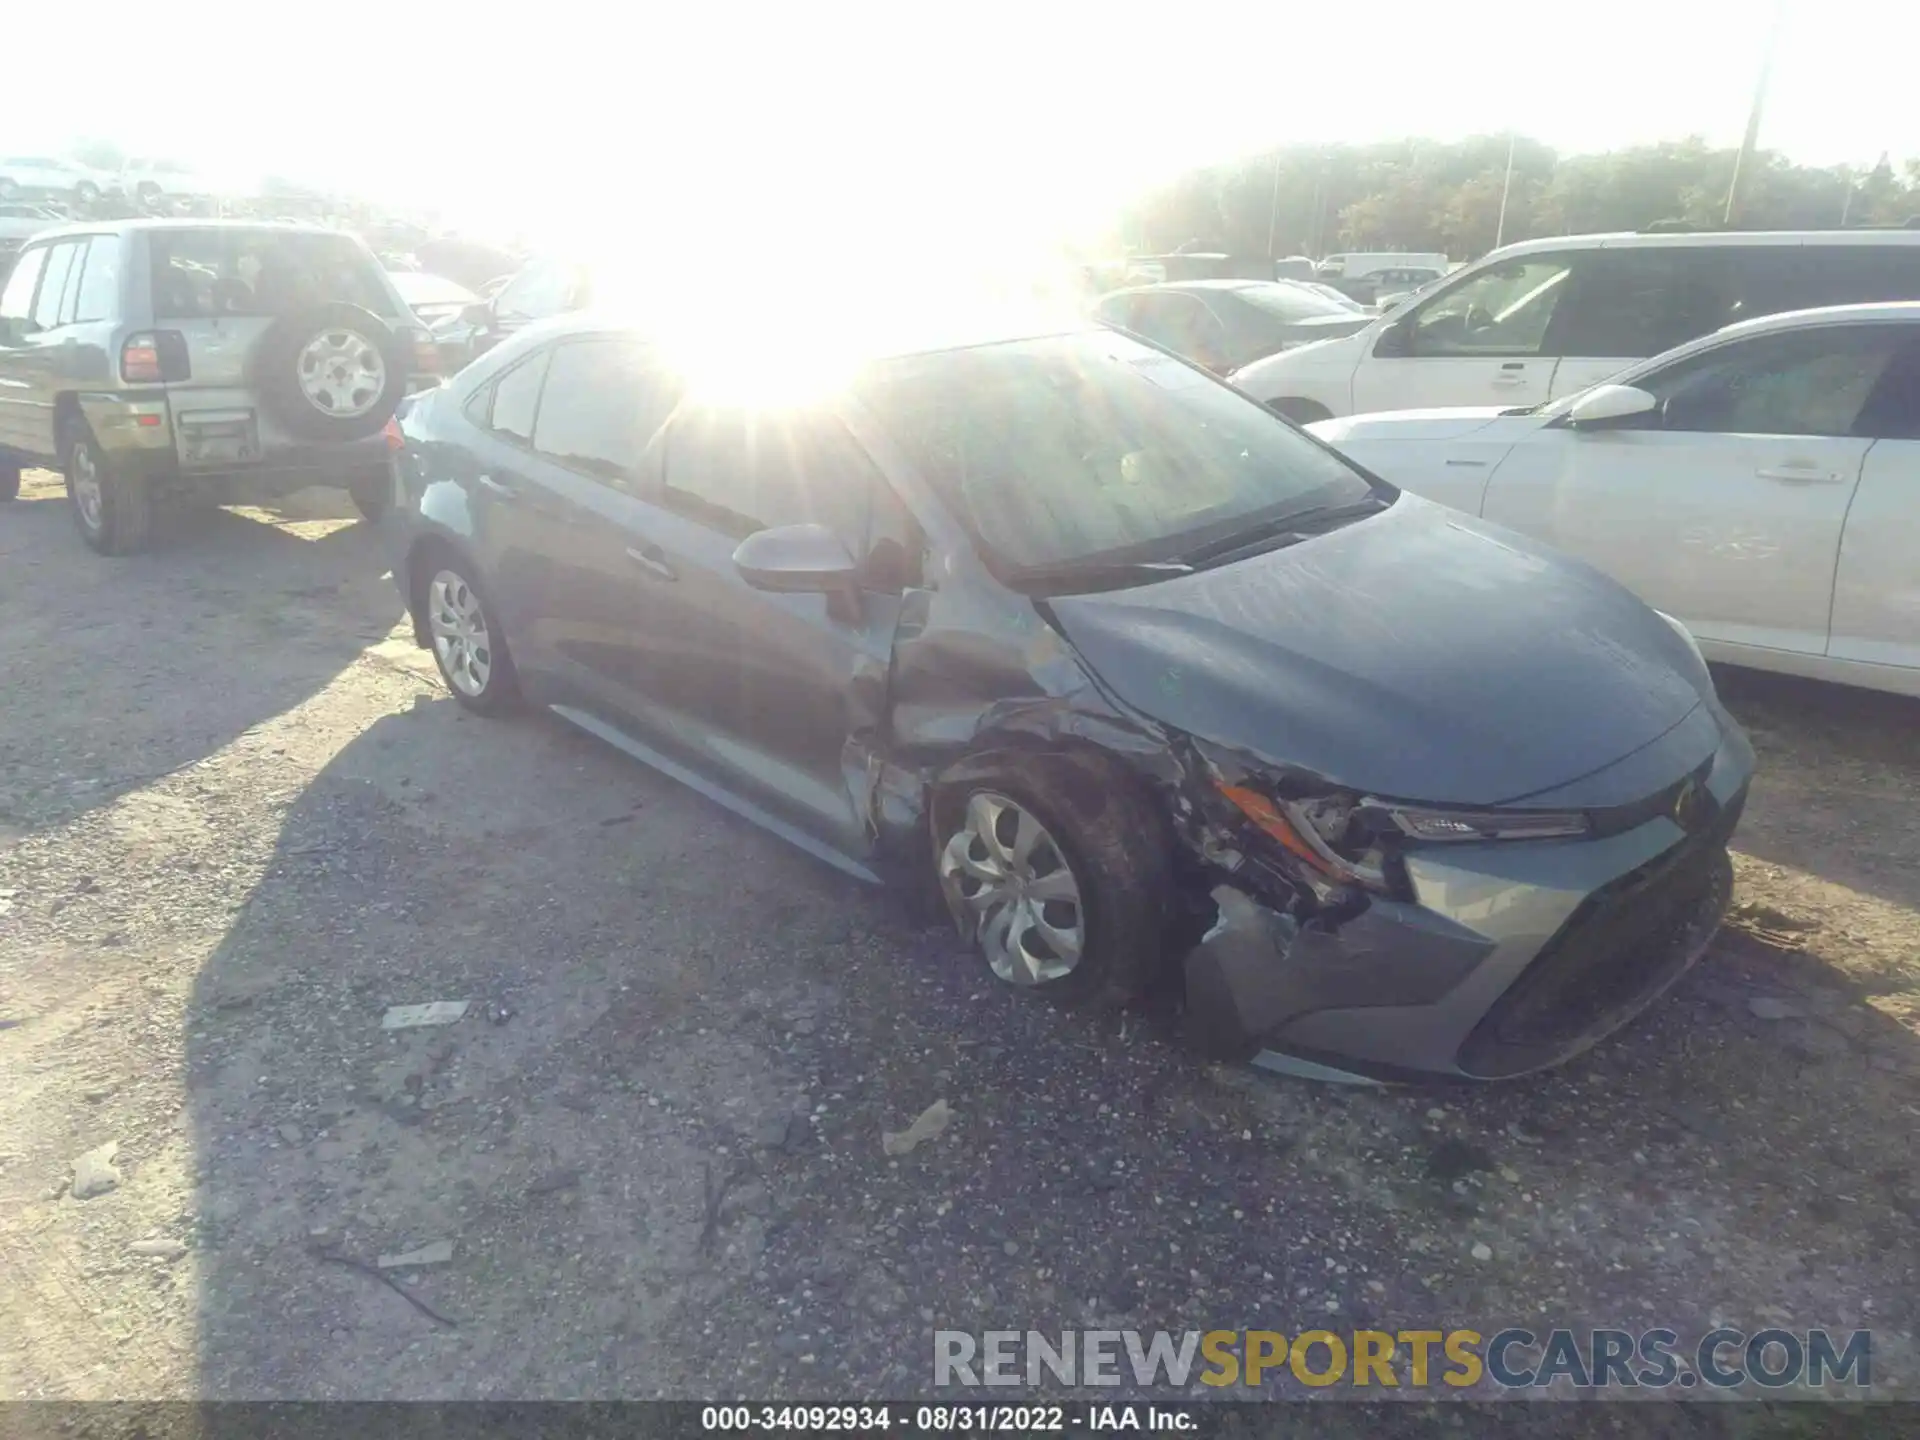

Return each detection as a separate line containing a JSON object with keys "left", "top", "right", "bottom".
{"left": 417, "top": 554, "right": 519, "bottom": 714}
{"left": 933, "top": 756, "right": 1173, "bottom": 1009}
{"left": 65, "top": 424, "right": 152, "bottom": 555}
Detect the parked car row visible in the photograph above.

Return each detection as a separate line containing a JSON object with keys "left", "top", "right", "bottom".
{"left": 6, "top": 214, "right": 1902, "bottom": 1089}
{"left": 1100, "top": 227, "right": 1920, "bottom": 701}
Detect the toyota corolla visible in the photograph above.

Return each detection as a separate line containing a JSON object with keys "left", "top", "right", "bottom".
{"left": 381, "top": 314, "right": 1754, "bottom": 1082}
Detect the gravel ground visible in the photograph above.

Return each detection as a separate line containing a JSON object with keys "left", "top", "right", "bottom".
{"left": 1, "top": 471, "right": 1917, "bottom": 1417}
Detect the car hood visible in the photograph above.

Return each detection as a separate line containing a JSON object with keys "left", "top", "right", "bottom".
{"left": 1046, "top": 495, "right": 1710, "bottom": 806}
{"left": 1309, "top": 407, "right": 1543, "bottom": 445}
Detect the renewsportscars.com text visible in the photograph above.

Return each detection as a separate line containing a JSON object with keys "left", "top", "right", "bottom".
{"left": 933, "top": 1327, "right": 1871, "bottom": 1390}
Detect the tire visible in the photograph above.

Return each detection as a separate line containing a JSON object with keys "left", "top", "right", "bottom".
{"left": 349, "top": 474, "right": 391, "bottom": 521}
{"left": 0, "top": 179, "right": 17, "bottom": 201}
{"left": 414, "top": 549, "right": 520, "bottom": 715}
{"left": 932, "top": 755, "right": 1174, "bottom": 1009}
{"left": 65, "top": 424, "right": 152, "bottom": 555}
{"left": 135, "top": 181, "right": 161, "bottom": 205}
{"left": 0, "top": 461, "right": 20, "bottom": 502}
{"left": 75, "top": 181, "right": 99, "bottom": 203}
{"left": 251, "top": 302, "right": 409, "bottom": 443}
{"left": 1269, "top": 398, "right": 1333, "bottom": 425}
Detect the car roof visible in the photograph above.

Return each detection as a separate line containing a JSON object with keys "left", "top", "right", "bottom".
{"left": 25, "top": 217, "right": 357, "bottom": 242}
{"left": 1486, "top": 229, "right": 1920, "bottom": 261}
{"left": 525, "top": 309, "right": 1094, "bottom": 363}
{"left": 1717, "top": 299, "right": 1920, "bottom": 338}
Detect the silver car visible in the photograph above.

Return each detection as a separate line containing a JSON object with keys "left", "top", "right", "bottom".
{"left": 0, "top": 219, "right": 439, "bottom": 551}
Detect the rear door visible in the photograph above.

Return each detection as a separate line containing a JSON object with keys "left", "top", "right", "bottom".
{"left": 1351, "top": 252, "right": 1577, "bottom": 412}
{"left": 1828, "top": 332, "right": 1920, "bottom": 673}
{"left": 1483, "top": 323, "right": 1901, "bottom": 655}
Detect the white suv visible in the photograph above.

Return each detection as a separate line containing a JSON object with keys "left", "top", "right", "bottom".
{"left": 1235, "top": 230, "right": 1920, "bottom": 422}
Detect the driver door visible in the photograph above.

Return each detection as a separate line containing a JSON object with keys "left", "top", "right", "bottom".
{"left": 619, "top": 407, "right": 924, "bottom": 859}
{"left": 1351, "top": 253, "right": 1578, "bottom": 413}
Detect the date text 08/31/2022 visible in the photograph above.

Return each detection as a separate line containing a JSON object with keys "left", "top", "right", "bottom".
{"left": 700, "top": 1406, "right": 1191, "bottom": 1432}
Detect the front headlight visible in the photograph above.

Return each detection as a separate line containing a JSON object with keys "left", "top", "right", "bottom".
{"left": 1213, "top": 781, "right": 1590, "bottom": 893}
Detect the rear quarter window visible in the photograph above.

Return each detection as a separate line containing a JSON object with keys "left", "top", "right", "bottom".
{"left": 149, "top": 228, "right": 397, "bottom": 322}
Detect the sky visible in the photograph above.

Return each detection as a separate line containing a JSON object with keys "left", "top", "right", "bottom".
{"left": 6, "top": 0, "right": 1917, "bottom": 254}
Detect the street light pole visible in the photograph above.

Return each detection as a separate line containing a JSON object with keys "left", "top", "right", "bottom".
{"left": 1724, "top": 2, "right": 1787, "bottom": 226}
{"left": 1266, "top": 151, "right": 1282, "bottom": 257}
{"left": 1494, "top": 130, "right": 1517, "bottom": 250}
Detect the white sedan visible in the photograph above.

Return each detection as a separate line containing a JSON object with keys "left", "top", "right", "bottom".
{"left": 1308, "top": 302, "right": 1920, "bottom": 697}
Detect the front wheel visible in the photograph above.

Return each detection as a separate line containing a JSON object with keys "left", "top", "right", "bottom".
{"left": 74, "top": 181, "right": 99, "bottom": 203}
{"left": 933, "top": 759, "right": 1173, "bottom": 1008}
{"left": 418, "top": 557, "right": 519, "bottom": 714}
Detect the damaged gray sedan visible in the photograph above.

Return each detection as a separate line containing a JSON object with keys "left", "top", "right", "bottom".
{"left": 383, "top": 316, "right": 1753, "bottom": 1082}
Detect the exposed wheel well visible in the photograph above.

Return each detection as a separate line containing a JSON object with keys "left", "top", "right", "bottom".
{"left": 53, "top": 395, "right": 84, "bottom": 458}
{"left": 1268, "top": 397, "right": 1333, "bottom": 425}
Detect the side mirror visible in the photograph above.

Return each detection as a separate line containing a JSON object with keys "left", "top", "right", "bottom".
{"left": 732, "top": 523, "right": 858, "bottom": 594}
{"left": 458, "top": 300, "right": 492, "bottom": 328}
{"left": 1371, "top": 317, "right": 1412, "bottom": 358}
{"left": 1567, "top": 384, "right": 1658, "bottom": 428}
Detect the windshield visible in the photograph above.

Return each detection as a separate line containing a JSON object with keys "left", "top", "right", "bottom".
{"left": 862, "top": 329, "right": 1375, "bottom": 584}
{"left": 1233, "top": 281, "right": 1360, "bottom": 324}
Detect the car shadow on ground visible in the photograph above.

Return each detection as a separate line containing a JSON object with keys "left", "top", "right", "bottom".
{"left": 0, "top": 473, "right": 403, "bottom": 842}
{"left": 174, "top": 682, "right": 1920, "bottom": 1404}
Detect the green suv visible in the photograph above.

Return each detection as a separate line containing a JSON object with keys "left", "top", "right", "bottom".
{"left": 0, "top": 219, "right": 438, "bottom": 553}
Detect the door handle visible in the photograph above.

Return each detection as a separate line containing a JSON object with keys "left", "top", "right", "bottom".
{"left": 1498, "top": 361, "right": 1526, "bottom": 370}
{"left": 1491, "top": 374, "right": 1527, "bottom": 387}
{"left": 1755, "top": 466, "right": 1844, "bottom": 484}
{"left": 476, "top": 473, "right": 517, "bottom": 499}
{"left": 625, "top": 544, "right": 678, "bottom": 582}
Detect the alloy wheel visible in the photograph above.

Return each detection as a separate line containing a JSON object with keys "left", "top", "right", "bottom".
{"left": 70, "top": 443, "right": 104, "bottom": 534}
{"left": 427, "top": 570, "right": 493, "bottom": 698}
{"left": 939, "top": 791, "right": 1086, "bottom": 986}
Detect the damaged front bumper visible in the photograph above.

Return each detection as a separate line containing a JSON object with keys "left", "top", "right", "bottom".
{"left": 1182, "top": 720, "right": 1754, "bottom": 1083}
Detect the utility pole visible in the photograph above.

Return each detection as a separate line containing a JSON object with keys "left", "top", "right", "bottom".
{"left": 1266, "top": 152, "right": 1283, "bottom": 257}
{"left": 1494, "top": 130, "right": 1517, "bottom": 249}
{"left": 1724, "top": 2, "right": 1787, "bottom": 226}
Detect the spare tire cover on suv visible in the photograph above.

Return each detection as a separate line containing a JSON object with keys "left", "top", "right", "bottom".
{"left": 252, "top": 302, "right": 410, "bottom": 442}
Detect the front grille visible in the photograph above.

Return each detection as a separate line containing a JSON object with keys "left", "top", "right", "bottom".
{"left": 1458, "top": 792, "right": 1742, "bottom": 1079}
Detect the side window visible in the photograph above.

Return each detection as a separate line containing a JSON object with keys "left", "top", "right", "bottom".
{"left": 530, "top": 340, "right": 680, "bottom": 481}
{"left": 1849, "top": 336, "right": 1920, "bottom": 441}
{"left": 1555, "top": 248, "right": 1799, "bottom": 359}
{"left": 70, "top": 237, "right": 122, "bottom": 323}
{"left": 1641, "top": 326, "right": 1905, "bottom": 438}
{"left": 485, "top": 350, "right": 551, "bottom": 444}
{"left": 1792, "top": 247, "right": 1920, "bottom": 310}
{"left": 494, "top": 261, "right": 576, "bottom": 322}
{"left": 31, "top": 241, "right": 79, "bottom": 330}
{"left": 1131, "top": 294, "right": 1223, "bottom": 360}
{"left": 1407, "top": 255, "right": 1575, "bottom": 357}
{"left": 0, "top": 244, "right": 48, "bottom": 329}
{"left": 662, "top": 409, "right": 877, "bottom": 552}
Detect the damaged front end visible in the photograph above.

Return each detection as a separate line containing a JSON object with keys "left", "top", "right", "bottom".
{"left": 1167, "top": 741, "right": 1497, "bottom": 1081}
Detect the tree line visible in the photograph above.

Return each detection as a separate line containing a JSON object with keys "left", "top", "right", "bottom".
{"left": 1121, "top": 136, "right": 1920, "bottom": 262}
